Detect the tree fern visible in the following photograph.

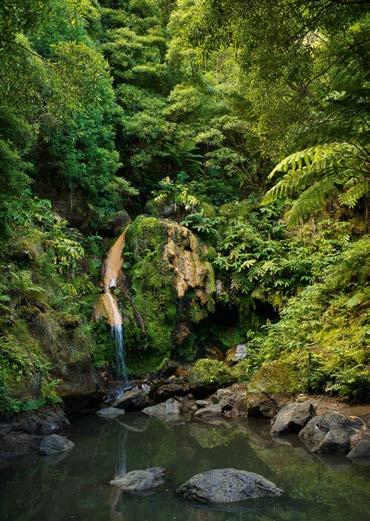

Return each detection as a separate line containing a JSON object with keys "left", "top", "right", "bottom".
{"left": 263, "top": 142, "right": 369, "bottom": 225}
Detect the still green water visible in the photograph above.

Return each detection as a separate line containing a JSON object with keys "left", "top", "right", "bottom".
{"left": 0, "top": 413, "right": 369, "bottom": 521}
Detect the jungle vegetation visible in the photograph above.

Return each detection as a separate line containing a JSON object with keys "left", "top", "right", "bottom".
{"left": 0, "top": 0, "right": 369, "bottom": 411}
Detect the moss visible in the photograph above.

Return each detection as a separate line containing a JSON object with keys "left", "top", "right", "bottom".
{"left": 123, "top": 216, "right": 216, "bottom": 374}
{"left": 248, "top": 356, "right": 306, "bottom": 394}
{"left": 0, "top": 320, "right": 58, "bottom": 412}
{"left": 124, "top": 216, "right": 178, "bottom": 371}
{"left": 191, "top": 358, "right": 236, "bottom": 385}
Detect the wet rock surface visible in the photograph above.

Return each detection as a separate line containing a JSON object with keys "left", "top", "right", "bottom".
{"left": 112, "top": 388, "right": 150, "bottom": 410}
{"left": 271, "top": 401, "right": 316, "bottom": 436}
{"left": 143, "top": 398, "right": 182, "bottom": 419}
{"left": 347, "top": 437, "right": 370, "bottom": 459}
{"left": 110, "top": 467, "right": 165, "bottom": 492}
{"left": 194, "top": 404, "right": 223, "bottom": 420}
{"left": 0, "top": 406, "right": 70, "bottom": 467}
{"left": 39, "top": 434, "right": 75, "bottom": 456}
{"left": 299, "top": 412, "right": 366, "bottom": 454}
{"left": 176, "top": 468, "right": 283, "bottom": 503}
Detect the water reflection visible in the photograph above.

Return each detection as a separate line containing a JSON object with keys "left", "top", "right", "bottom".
{"left": 0, "top": 414, "right": 369, "bottom": 521}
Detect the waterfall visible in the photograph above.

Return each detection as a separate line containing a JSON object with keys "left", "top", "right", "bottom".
{"left": 111, "top": 323, "right": 127, "bottom": 384}
{"left": 95, "top": 230, "right": 128, "bottom": 384}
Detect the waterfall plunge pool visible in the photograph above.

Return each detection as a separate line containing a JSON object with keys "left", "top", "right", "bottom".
{"left": 0, "top": 414, "right": 369, "bottom": 521}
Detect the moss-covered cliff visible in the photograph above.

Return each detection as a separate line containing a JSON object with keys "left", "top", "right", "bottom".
{"left": 122, "top": 216, "right": 215, "bottom": 373}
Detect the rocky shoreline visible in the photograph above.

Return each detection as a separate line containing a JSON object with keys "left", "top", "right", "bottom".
{"left": 1, "top": 369, "right": 370, "bottom": 469}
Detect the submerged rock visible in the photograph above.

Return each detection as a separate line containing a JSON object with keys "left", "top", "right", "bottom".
{"left": 176, "top": 468, "right": 283, "bottom": 503}
{"left": 110, "top": 467, "right": 165, "bottom": 492}
{"left": 39, "top": 434, "right": 75, "bottom": 456}
{"left": 299, "top": 412, "right": 365, "bottom": 454}
{"left": 271, "top": 401, "right": 316, "bottom": 436}
{"left": 97, "top": 407, "right": 126, "bottom": 418}
{"left": 143, "top": 398, "right": 181, "bottom": 419}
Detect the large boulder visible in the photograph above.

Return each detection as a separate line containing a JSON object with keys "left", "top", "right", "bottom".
{"left": 143, "top": 398, "right": 181, "bottom": 420}
{"left": 246, "top": 393, "right": 280, "bottom": 419}
{"left": 110, "top": 467, "right": 165, "bottom": 492}
{"left": 347, "top": 431, "right": 370, "bottom": 460}
{"left": 210, "top": 385, "right": 249, "bottom": 417}
{"left": 176, "top": 468, "right": 283, "bottom": 503}
{"left": 347, "top": 439, "right": 370, "bottom": 460}
{"left": 194, "top": 404, "right": 223, "bottom": 420}
{"left": 113, "top": 389, "right": 150, "bottom": 410}
{"left": 271, "top": 401, "right": 316, "bottom": 436}
{"left": 39, "top": 434, "right": 75, "bottom": 456}
{"left": 299, "top": 412, "right": 366, "bottom": 454}
{"left": 155, "top": 380, "right": 190, "bottom": 400}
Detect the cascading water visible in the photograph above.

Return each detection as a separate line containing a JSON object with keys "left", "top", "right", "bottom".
{"left": 111, "top": 321, "right": 127, "bottom": 384}
{"left": 95, "top": 230, "right": 129, "bottom": 385}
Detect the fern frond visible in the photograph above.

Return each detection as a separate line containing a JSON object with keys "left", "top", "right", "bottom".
{"left": 286, "top": 175, "right": 339, "bottom": 225}
{"left": 263, "top": 142, "right": 368, "bottom": 225}
{"left": 340, "top": 179, "right": 368, "bottom": 208}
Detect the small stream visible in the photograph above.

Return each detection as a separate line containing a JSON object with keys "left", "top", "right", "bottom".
{"left": 0, "top": 414, "right": 369, "bottom": 521}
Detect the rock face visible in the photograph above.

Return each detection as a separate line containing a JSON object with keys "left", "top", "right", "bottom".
{"left": 246, "top": 393, "right": 280, "bottom": 419}
{"left": 176, "top": 468, "right": 283, "bottom": 503}
{"left": 113, "top": 389, "right": 150, "bottom": 410}
{"left": 299, "top": 412, "right": 365, "bottom": 454}
{"left": 143, "top": 398, "right": 181, "bottom": 419}
{"left": 271, "top": 401, "right": 316, "bottom": 436}
{"left": 4, "top": 405, "right": 70, "bottom": 436}
{"left": 98, "top": 210, "right": 131, "bottom": 237}
{"left": 39, "top": 434, "right": 75, "bottom": 456}
{"left": 97, "top": 407, "right": 126, "bottom": 418}
{"left": 124, "top": 216, "right": 216, "bottom": 371}
{"left": 0, "top": 406, "right": 70, "bottom": 467}
{"left": 110, "top": 467, "right": 165, "bottom": 492}
{"left": 155, "top": 381, "right": 190, "bottom": 400}
{"left": 56, "top": 356, "right": 101, "bottom": 405}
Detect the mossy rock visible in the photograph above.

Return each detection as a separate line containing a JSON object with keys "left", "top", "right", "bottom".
{"left": 123, "top": 216, "right": 216, "bottom": 374}
{"left": 248, "top": 357, "right": 305, "bottom": 394}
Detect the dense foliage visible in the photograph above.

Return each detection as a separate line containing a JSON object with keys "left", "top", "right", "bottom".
{"left": 0, "top": 0, "right": 368, "bottom": 411}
